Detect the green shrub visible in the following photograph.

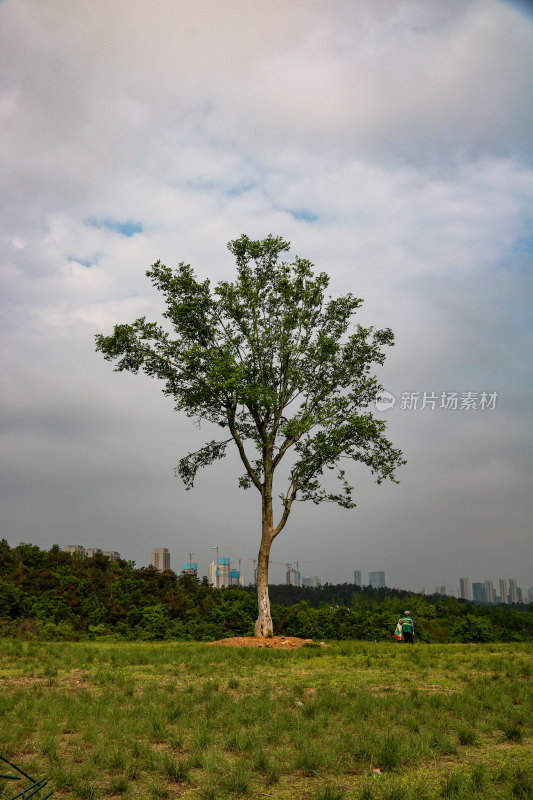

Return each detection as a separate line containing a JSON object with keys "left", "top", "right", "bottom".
{"left": 457, "top": 726, "right": 477, "bottom": 746}
{"left": 315, "top": 786, "right": 345, "bottom": 800}
{"left": 506, "top": 724, "right": 523, "bottom": 742}
{"left": 161, "top": 753, "right": 190, "bottom": 783}
{"left": 377, "top": 735, "right": 401, "bottom": 771}
{"left": 221, "top": 760, "right": 252, "bottom": 795}
{"left": 470, "top": 763, "right": 485, "bottom": 793}
{"left": 441, "top": 770, "right": 465, "bottom": 798}
{"left": 294, "top": 746, "right": 323, "bottom": 777}
{"left": 511, "top": 766, "right": 533, "bottom": 798}
{"left": 451, "top": 616, "right": 496, "bottom": 643}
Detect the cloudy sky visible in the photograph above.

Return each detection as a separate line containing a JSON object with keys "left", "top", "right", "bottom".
{"left": 1, "top": 0, "right": 532, "bottom": 596}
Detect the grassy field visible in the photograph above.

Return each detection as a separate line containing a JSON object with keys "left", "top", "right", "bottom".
{"left": 0, "top": 639, "right": 531, "bottom": 800}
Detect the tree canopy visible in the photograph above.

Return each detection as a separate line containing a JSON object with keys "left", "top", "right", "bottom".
{"left": 95, "top": 234, "right": 406, "bottom": 635}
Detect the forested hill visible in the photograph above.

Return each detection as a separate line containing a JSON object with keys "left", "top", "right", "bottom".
{"left": 245, "top": 581, "right": 438, "bottom": 608}
{"left": 1, "top": 540, "right": 532, "bottom": 643}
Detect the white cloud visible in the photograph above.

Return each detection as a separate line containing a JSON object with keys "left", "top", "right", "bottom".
{"left": 0, "top": 0, "right": 532, "bottom": 590}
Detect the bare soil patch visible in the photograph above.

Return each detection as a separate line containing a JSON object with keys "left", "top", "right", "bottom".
{"left": 209, "top": 635, "right": 319, "bottom": 649}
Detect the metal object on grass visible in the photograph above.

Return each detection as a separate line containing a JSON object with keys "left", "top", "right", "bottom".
{"left": 0, "top": 754, "right": 53, "bottom": 799}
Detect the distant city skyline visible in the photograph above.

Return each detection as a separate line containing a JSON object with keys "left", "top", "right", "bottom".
{"left": 56, "top": 543, "right": 532, "bottom": 602}
{"left": 163, "top": 549, "right": 533, "bottom": 603}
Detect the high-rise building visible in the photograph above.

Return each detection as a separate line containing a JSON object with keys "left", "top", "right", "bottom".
{"left": 509, "top": 578, "right": 519, "bottom": 604}
{"left": 218, "top": 557, "right": 231, "bottom": 587}
{"left": 151, "top": 547, "right": 170, "bottom": 571}
{"left": 434, "top": 586, "right": 446, "bottom": 595}
{"left": 63, "top": 545, "right": 120, "bottom": 560}
{"left": 230, "top": 570, "right": 242, "bottom": 586}
{"left": 499, "top": 578, "right": 508, "bottom": 604}
{"left": 527, "top": 587, "right": 533, "bottom": 604}
{"left": 485, "top": 580, "right": 495, "bottom": 604}
{"left": 472, "top": 582, "right": 487, "bottom": 603}
{"left": 459, "top": 577, "right": 471, "bottom": 601}
{"left": 368, "top": 571, "right": 385, "bottom": 589}
{"left": 302, "top": 576, "right": 321, "bottom": 588}
{"left": 286, "top": 567, "right": 300, "bottom": 587}
{"left": 182, "top": 561, "right": 198, "bottom": 575}
{"left": 209, "top": 557, "right": 231, "bottom": 587}
{"left": 353, "top": 570, "right": 362, "bottom": 587}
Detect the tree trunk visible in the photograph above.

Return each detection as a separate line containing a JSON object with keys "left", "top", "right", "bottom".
{"left": 254, "top": 540, "right": 273, "bottom": 636}
{"left": 254, "top": 471, "right": 274, "bottom": 637}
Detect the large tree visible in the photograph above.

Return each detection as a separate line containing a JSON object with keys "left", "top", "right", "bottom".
{"left": 95, "top": 234, "right": 405, "bottom": 636}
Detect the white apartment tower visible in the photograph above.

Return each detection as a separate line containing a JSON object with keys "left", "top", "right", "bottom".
{"left": 485, "top": 580, "right": 495, "bottom": 604}
{"left": 499, "top": 578, "right": 508, "bottom": 604}
{"left": 459, "top": 577, "right": 472, "bottom": 601}
{"left": 151, "top": 547, "right": 170, "bottom": 571}
{"left": 286, "top": 567, "right": 300, "bottom": 587}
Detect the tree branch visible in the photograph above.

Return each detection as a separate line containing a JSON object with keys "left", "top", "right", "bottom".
{"left": 273, "top": 476, "right": 299, "bottom": 537}
{"left": 174, "top": 438, "right": 232, "bottom": 490}
{"left": 227, "top": 405, "right": 263, "bottom": 492}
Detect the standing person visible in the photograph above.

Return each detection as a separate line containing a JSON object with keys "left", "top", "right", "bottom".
{"left": 399, "top": 611, "right": 415, "bottom": 643}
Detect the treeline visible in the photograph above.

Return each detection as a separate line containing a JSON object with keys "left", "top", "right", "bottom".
{"left": 1, "top": 540, "right": 532, "bottom": 643}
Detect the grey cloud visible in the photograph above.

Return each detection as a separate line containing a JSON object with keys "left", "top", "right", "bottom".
{"left": 0, "top": 0, "right": 531, "bottom": 594}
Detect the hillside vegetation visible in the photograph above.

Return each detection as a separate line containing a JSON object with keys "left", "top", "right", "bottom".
{"left": 1, "top": 540, "right": 532, "bottom": 643}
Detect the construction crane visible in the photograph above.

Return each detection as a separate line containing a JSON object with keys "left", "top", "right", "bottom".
{"left": 249, "top": 557, "right": 279, "bottom": 584}
{"left": 229, "top": 558, "right": 244, "bottom": 587}
{"left": 271, "top": 560, "right": 310, "bottom": 586}
{"left": 295, "top": 560, "right": 312, "bottom": 587}
{"left": 210, "top": 544, "right": 241, "bottom": 588}
{"left": 270, "top": 561, "right": 294, "bottom": 585}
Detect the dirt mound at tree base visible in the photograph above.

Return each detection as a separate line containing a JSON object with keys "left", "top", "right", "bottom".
{"left": 209, "top": 636, "right": 324, "bottom": 649}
